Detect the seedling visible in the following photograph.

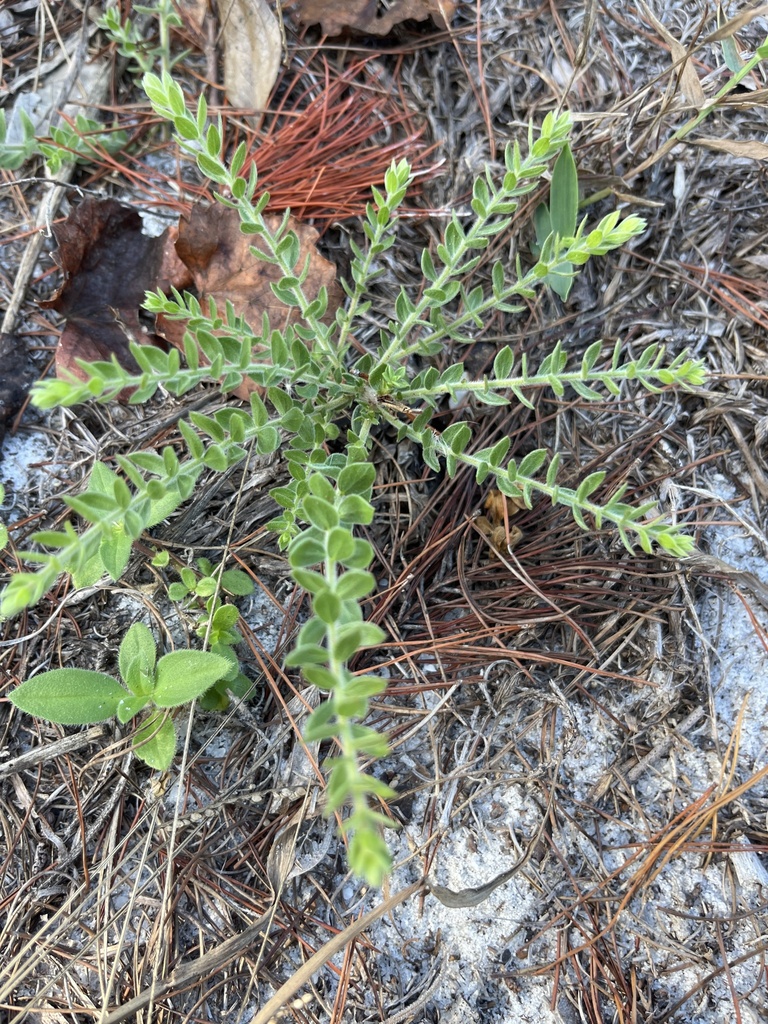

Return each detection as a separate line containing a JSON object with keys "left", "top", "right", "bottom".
{"left": 158, "top": 551, "right": 255, "bottom": 710}
{"left": 8, "top": 623, "right": 231, "bottom": 770}
{"left": 97, "top": 0, "right": 187, "bottom": 76}
{"left": 0, "top": 110, "right": 128, "bottom": 174}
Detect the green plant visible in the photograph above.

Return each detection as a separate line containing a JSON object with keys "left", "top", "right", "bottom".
{"left": 0, "top": 485, "right": 8, "bottom": 551}
{"left": 0, "top": 108, "right": 128, "bottom": 173}
{"left": 8, "top": 623, "right": 230, "bottom": 770}
{"left": 97, "top": 0, "right": 186, "bottom": 76}
{"left": 532, "top": 141, "right": 578, "bottom": 301}
{"left": 1, "top": 72, "right": 708, "bottom": 885}
{"left": 157, "top": 550, "right": 255, "bottom": 710}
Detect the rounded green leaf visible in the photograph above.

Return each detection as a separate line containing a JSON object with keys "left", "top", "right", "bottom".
{"left": 340, "top": 538, "right": 374, "bottom": 569}
{"left": 119, "top": 623, "right": 157, "bottom": 695}
{"left": 220, "top": 569, "right": 254, "bottom": 595}
{"left": 326, "top": 527, "right": 356, "bottom": 562}
{"left": 314, "top": 589, "right": 341, "bottom": 624}
{"left": 195, "top": 577, "right": 218, "bottom": 597}
{"left": 335, "top": 570, "right": 376, "bottom": 600}
{"left": 152, "top": 650, "right": 231, "bottom": 707}
{"left": 116, "top": 693, "right": 150, "bottom": 723}
{"left": 292, "top": 567, "right": 330, "bottom": 595}
{"left": 257, "top": 425, "right": 281, "bottom": 453}
{"left": 331, "top": 622, "right": 386, "bottom": 663}
{"left": 346, "top": 674, "right": 387, "bottom": 699}
{"left": 9, "top": 669, "right": 126, "bottom": 724}
{"left": 133, "top": 711, "right": 176, "bottom": 770}
{"left": 308, "top": 474, "right": 336, "bottom": 502}
{"left": 284, "top": 643, "right": 330, "bottom": 666}
{"left": 211, "top": 604, "right": 240, "bottom": 630}
{"left": 302, "top": 495, "right": 339, "bottom": 530}
{"left": 337, "top": 463, "right": 376, "bottom": 496}
{"left": 288, "top": 534, "right": 326, "bottom": 568}
{"left": 297, "top": 616, "right": 327, "bottom": 647}
{"left": 301, "top": 665, "right": 342, "bottom": 691}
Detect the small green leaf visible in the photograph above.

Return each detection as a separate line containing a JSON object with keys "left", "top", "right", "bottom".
{"left": 303, "top": 495, "right": 339, "bottom": 529}
{"left": 304, "top": 699, "right": 339, "bottom": 740}
{"left": 308, "top": 474, "right": 336, "bottom": 502}
{"left": 340, "top": 538, "right": 375, "bottom": 569}
{"left": 9, "top": 669, "right": 126, "bottom": 724}
{"left": 337, "top": 462, "right": 376, "bottom": 496}
{"left": 301, "top": 665, "right": 340, "bottom": 691}
{"left": 292, "top": 568, "right": 330, "bottom": 594}
{"left": 549, "top": 143, "right": 578, "bottom": 239}
{"left": 314, "top": 590, "right": 341, "bottom": 624}
{"left": 133, "top": 711, "right": 176, "bottom": 771}
{"left": 195, "top": 577, "right": 218, "bottom": 597}
{"left": 442, "top": 422, "right": 472, "bottom": 455}
{"left": 119, "top": 623, "right": 157, "bottom": 694}
{"left": 338, "top": 495, "right": 374, "bottom": 526}
{"left": 326, "top": 526, "right": 356, "bottom": 562}
{"left": 152, "top": 651, "right": 231, "bottom": 707}
{"left": 289, "top": 534, "right": 326, "bottom": 567}
{"left": 336, "top": 570, "right": 376, "bottom": 600}
{"left": 348, "top": 830, "right": 392, "bottom": 887}
{"left": 576, "top": 471, "right": 606, "bottom": 503}
{"left": 332, "top": 622, "right": 386, "bottom": 662}
{"left": 517, "top": 449, "right": 548, "bottom": 478}
{"left": 345, "top": 673, "right": 387, "bottom": 699}
{"left": 285, "top": 643, "right": 329, "bottom": 666}
{"left": 211, "top": 604, "right": 240, "bottom": 630}
{"left": 298, "top": 616, "right": 327, "bottom": 647}
{"left": 116, "top": 693, "right": 150, "bottom": 723}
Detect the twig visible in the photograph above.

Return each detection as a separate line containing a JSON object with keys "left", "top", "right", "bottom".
{"left": 251, "top": 881, "right": 424, "bottom": 1024}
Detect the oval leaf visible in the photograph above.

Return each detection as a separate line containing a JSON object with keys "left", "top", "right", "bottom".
{"left": 9, "top": 669, "right": 126, "bottom": 724}
{"left": 133, "top": 711, "right": 176, "bottom": 770}
{"left": 119, "top": 622, "right": 157, "bottom": 693}
{"left": 152, "top": 651, "right": 232, "bottom": 707}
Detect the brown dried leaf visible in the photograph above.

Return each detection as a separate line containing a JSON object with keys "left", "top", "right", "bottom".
{"left": 175, "top": 0, "right": 210, "bottom": 41}
{"left": 220, "top": 0, "right": 281, "bottom": 111}
{"left": 162, "top": 204, "right": 342, "bottom": 398}
{"left": 42, "top": 199, "right": 190, "bottom": 401}
{"left": 690, "top": 136, "right": 768, "bottom": 159}
{"left": 641, "top": 2, "right": 706, "bottom": 107}
{"left": 287, "top": 0, "right": 454, "bottom": 36}
{"left": 703, "top": 3, "right": 768, "bottom": 42}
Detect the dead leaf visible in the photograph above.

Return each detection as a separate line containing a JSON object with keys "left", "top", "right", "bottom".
{"left": 0, "top": 332, "right": 36, "bottom": 444}
{"left": 690, "top": 137, "right": 768, "bottom": 159}
{"left": 640, "top": 2, "right": 706, "bottom": 107}
{"left": 219, "top": 0, "right": 281, "bottom": 112}
{"left": 161, "top": 203, "right": 343, "bottom": 399}
{"left": 287, "top": 0, "right": 454, "bottom": 36}
{"left": 174, "top": 0, "right": 210, "bottom": 43}
{"left": 703, "top": 3, "right": 768, "bottom": 43}
{"left": 42, "top": 199, "right": 190, "bottom": 400}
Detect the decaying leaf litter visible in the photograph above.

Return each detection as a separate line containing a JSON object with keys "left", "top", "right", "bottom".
{"left": 2, "top": 1, "right": 768, "bottom": 1022}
